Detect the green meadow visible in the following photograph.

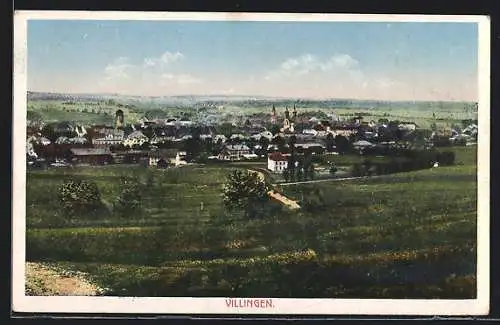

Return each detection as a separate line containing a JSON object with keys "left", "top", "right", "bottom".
{"left": 25, "top": 146, "right": 478, "bottom": 298}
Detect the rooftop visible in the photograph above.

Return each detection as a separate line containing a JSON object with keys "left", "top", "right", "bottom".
{"left": 70, "top": 148, "right": 112, "bottom": 156}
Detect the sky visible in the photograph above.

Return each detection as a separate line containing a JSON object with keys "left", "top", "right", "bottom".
{"left": 27, "top": 19, "right": 479, "bottom": 101}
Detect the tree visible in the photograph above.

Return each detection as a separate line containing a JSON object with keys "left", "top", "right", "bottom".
{"left": 329, "top": 164, "right": 338, "bottom": 176}
{"left": 282, "top": 169, "right": 290, "bottom": 182}
{"left": 114, "top": 178, "right": 143, "bottom": 217}
{"left": 58, "top": 179, "right": 102, "bottom": 215}
{"left": 325, "top": 133, "right": 335, "bottom": 152}
{"left": 335, "top": 135, "right": 349, "bottom": 154}
{"left": 222, "top": 169, "right": 272, "bottom": 219}
{"left": 157, "top": 158, "right": 170, "bottom": 168}
{"left": 270, "top": 124, "right": 281, "bottom": 136}
{"left": 41, "top": 124, "right": 58, "bottom": 142}
{"left": 287, "top": 154, "right": 297, "bottom": 182}
{"left": 273, "top": 135, "right": 287, "bottom": 152}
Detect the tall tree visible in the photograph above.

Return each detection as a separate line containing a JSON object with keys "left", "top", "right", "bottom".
{"left": 222, "top": 169, "right": 272, "bottom": 219}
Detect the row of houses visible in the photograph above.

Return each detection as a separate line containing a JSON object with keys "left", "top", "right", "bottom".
{"left": 47, "top": 148, "right": 189, "bottom": 168}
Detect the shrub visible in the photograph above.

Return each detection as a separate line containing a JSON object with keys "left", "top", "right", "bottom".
{"left": 58, "top": 179, "right": 102, "bottom": 216}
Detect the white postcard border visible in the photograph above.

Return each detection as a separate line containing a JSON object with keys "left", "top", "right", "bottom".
{"left": 12, "top": 11, "right": 490, "bottom": 315}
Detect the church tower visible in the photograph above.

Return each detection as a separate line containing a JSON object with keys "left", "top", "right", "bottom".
{"left": 115, "top": 109, "right": 124, "bottom": 129}
{"left": 271, "top": 104, "right": 277, "bottom": 124}
{"left": 292, "top": 104, "right": 297, "bottom": 122}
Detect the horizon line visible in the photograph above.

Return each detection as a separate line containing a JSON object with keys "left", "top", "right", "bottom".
{"left": 26, "top": 90, "right": 477, "bottom": 104}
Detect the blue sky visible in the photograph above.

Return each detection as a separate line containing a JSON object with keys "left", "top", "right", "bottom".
{"left": 27, "top": 20, "right": 479, "bottom": 101}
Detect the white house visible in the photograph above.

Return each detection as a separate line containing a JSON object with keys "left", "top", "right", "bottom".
{"left": 93, "top": 133, "right": 124, "bottom": 146}
{"left": 123, "top": 131, "right": 148, "bottom": 147}
{"left": 218, "top": 144, "right": 250, "bottom": 161}
{"left": 398, "top": 122, "right": 418, "bottom": 131}
{"left": 302, "top": 129, "right": 318, "bottom": 136}
{"left": 213, "top": 134, "right": 227, "bottom": 143}
{"left": 267, "top": 152, "right": 289, "bottom": 173}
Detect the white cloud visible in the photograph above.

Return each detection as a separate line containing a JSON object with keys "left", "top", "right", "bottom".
{"left": 265, "top": 53, "right": 362, "bottom": 80}
{"left": 143, "top": 51, "right": 184, "bottom": 68}
{"left": 103, "top": 57, "right": 135, "bottom": 81}
{"left": 261, "top": 53, "right": 409, "bottom": 99}
{"left": 99, "top": 51, "right": 203, "bottom": 95}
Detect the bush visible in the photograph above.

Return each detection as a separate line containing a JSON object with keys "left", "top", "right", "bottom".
{"left": 437, "top": 151, "right": 456, "bottom": 166}
{"left": 58, "top": 179, "right": 102, "bottom": 216}
{"left": 351, "top": 163, "right": 366, "bottom": 177}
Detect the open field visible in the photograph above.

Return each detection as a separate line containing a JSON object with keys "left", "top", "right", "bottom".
{"left": 27, "top": 96, "right": 476, "bottom": 130}
{"left": 25, "top": 146, "right": 478, "bottom": 298}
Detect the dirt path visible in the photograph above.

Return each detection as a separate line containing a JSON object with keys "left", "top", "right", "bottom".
{"left": 247, "top": 169, "right": 301, "bottom": 210}
{"left": 25, "top": 262, "right": 104, "bottom": 296}
{"left": 267, "top": 190, "right": 301, "bottom": 209}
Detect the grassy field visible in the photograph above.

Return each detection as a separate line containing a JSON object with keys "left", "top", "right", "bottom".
{"left": 26, "top": 165, "right": 229, "bottom": 229}
{"left": 25, "top": 146, "right": 478, "bottom": 298}
{"left": 27, "top": 97, "right": 475, "bottom": 130}
{"left": 27, "top": 100, "right": 144, "bottom": 125}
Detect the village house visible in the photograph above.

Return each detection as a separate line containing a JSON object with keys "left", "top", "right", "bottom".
{"left": 218, "top": 144, "right": 250, "bottom": 161}
{"left": 267, "top": 152, "right": 289, "bottom": 173}
{"left": 293, "top": 142, "right": 326, "bottom": 153}
{"left": 398, "top": 122, "right": 418, "bottom": 131}
{"left": 329, "top": 126, "right": 358, "bottom": 138}
{"left": 69, "top": 148, "right": 114, "bottom": 165}
{"left": 93, "top": 133, "right": 125, "bottom": 147}
{"left": 148, "top": 149, "right": 187, "bottom": 167}
{"left": 123, "top": 130, "right": 149, "bottom": 147}
{"left": 353, "top": 140, "right": 376, "bottom": 151}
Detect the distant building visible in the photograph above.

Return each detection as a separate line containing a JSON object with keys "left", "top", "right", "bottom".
{"left": 93, "top": 133, "right": 124, "bottom": 147}
{"left": 148, "top": 149, "right": 187, "bottom": 167}
{"left": 123, "top": 131, "right": 148, "bottom": 147}
{"left": 218, "top": 144, "right": 250, "bottom": 161}
{"left": 267, "top": 152, "right": 289, "bottom": 173}
{"left": 69, "top": 148, "right": 113, "bottom": 165}
{"left": 398, "top": 122, "right": 418, "bottom": 131}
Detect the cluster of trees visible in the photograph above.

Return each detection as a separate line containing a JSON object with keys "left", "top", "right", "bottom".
{"left": 282, "top": 152, "right": 316, "bottom": 182}
{"left": 58, "top": 177, "right": 144, "bottom": 218}
{"left": 351, "top": 150, "right": 456, "bottom": 177}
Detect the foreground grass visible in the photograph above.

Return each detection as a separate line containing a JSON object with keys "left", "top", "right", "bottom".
{"left": 25, "top": 147, "right": 478, "bottom": 298}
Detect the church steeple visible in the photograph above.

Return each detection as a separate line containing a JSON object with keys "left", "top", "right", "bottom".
{"left": 292, "top": 104, "right": 297, "bottom": 122}
{"left": 271, "top": 104, "right": 277, "bottom": 124}
{"left": 285, "top": 106, "right": 290, "bottom": 120}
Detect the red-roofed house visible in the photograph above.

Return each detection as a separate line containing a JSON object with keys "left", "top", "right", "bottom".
{"left": 267, "top": 152, "right": 290, "bottom": 173}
